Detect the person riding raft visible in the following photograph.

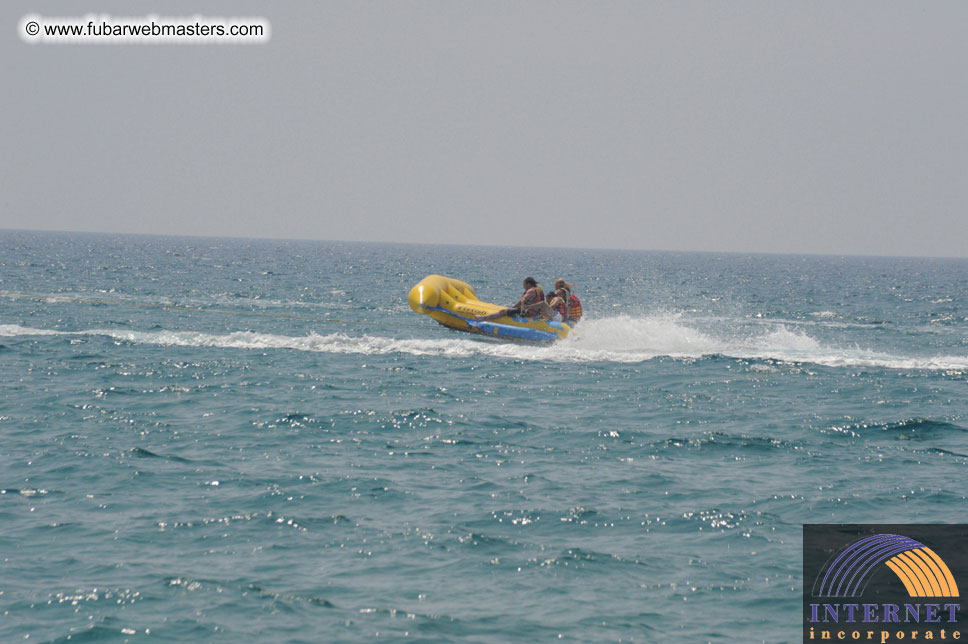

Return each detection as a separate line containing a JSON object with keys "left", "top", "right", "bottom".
{"left": 552, "top": 278, "right": 583, "bottom": 323}
{"left": 477, "top": 277, "right": 556, "bottom": 321}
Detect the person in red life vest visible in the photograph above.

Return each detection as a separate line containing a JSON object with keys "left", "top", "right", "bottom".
{"left": 478, "top": 277, "right": 553, "bottom": 320}
{"left": 554, "top": 278, "right": 583, "bottom": 323}
{"left": 547, "top": 290, "right": 567, "bottom": 320}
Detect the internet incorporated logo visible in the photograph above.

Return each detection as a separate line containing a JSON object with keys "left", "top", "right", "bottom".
{"left": 815, "top": 534, "right": 959, "bottom": 599}
{"left": 803, "top": 525, "right": 966, "bottom": 644}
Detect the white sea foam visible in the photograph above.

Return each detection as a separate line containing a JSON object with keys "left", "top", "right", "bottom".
{"left": 2, "top": 319, "right": 967, "bottom": 371}
{"left": 551, "top": 315, "right": 830, "bottom": 364}
{"left": 0, "top": 290, "right": 336, "bottom": 312}
{"left": 562, "top": 316, "right": 968, "bottom": 370}
{"left": 0, "top": 324, "right": 61, "bottom": 337}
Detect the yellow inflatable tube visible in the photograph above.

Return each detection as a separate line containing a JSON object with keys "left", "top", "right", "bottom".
{"left": 408, "top": 275, "right": 571, "bottom": 343}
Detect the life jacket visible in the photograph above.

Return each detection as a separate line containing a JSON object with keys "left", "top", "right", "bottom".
{"left": 567, "top": 293, "right": 582, "bottom": 320}
{"left": 519, "top": 284, "right": 545, "bottom": 316}
{"left": 551, "top": 296, "right": 567, "bottom": 318}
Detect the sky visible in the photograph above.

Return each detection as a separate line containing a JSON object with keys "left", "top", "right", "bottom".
{"left": 3, "top": 1, "right": 967, "bottom": 257}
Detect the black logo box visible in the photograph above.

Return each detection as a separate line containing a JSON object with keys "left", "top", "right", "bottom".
{"left": 803, "top": 524, "right": 968, "bottom": 644}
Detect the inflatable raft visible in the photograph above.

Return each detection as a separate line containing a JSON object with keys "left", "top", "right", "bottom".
{"left": 408, "top": 275, "right": 572, "bottom": 343}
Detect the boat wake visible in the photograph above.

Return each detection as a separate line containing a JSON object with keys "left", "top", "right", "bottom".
{"left": 2, "top": 318, "right": 967, "bottom": 371}
{"left": 556, "top": 315, "right": 968, "bottom": 370}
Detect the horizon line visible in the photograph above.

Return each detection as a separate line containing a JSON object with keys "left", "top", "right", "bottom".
{"left": 2, "top": 226, "right": 966, "bottom": 262}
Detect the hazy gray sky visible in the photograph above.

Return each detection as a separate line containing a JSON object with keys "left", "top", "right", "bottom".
{"left": 3, "top": 2, "right": 967, "bottom": 257}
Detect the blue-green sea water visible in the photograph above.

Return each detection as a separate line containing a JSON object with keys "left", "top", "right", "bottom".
{"left": 2, "top": 230, "right": 967, "bottom": 643}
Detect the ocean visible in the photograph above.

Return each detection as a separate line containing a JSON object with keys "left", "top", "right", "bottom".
{"left": 1, "top": 230, "right": 966, "bottom": 643}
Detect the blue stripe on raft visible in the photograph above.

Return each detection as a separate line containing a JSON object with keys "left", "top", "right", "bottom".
{"left": 507, "top": 314, "right": 567, "bottom": 331}
{"left": 426, "top": 306, "right": 559, "bottom": 343}
{"left": 465, "top": 319, "right": 558, "bottom": 343}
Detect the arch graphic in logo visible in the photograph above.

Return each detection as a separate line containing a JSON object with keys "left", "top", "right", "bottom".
{"left": 815, "top": 533, "right": 960, "bottom": 599}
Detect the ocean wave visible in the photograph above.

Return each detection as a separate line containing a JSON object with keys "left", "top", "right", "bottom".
{"left": 0, "top": 290, "right": 340, "bottom": 312}
{"left": 827, "top": 418, "right": 967, "bottom": 437}
{"left": 560, "top": 315, "right": 968, "bottom": 370}
{"left": 2, "top": 319, "right": 968, "bottom": 371}
{"left": 0, "top": 324, "right": 61, "bottom": 337}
